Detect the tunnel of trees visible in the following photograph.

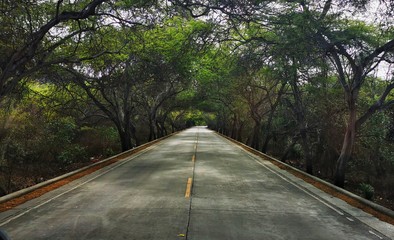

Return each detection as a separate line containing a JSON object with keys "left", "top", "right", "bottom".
{"left": 1, "top": 0, "right": 394, "bottom": 209}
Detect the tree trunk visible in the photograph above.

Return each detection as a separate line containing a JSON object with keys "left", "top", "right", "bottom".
{"left": 262, "top": 82, "right": 286, "bottom": 153}
{"left": 148, "top": 119, "right": 156, "bottom": 141}
{"left": 261, "top": 135, "right": 271, "bottom": 153}
{"left": 155, "top": 121, "right": 162, "bottom": 138}
{"left": 281, "top": 139, "right": 297, "bottom": 162}
{"left": 289, "top": 69, "right": 313, "bottom": 174}
{"left": 334, "top": 92, "right": 358, "bottom": 187}
{"left": 159, "top": 120, "right": 167, "bottom": 136}
{"left": 114, "top": 118, "right": 134, "bottom": 152}
{"left": 237, "top": 121, "right": 244, "bottom": 142}
{"left": 148, "top": 109, "right": 158, "bottom": 141}
{"left": 230, "top": 114, "right": 237, "bottom": 140}
{"left": 300, "top": 128, "right": 313, "bottom": 174}
{"left": 118, "top": 129, "right": 133, "bottom": 152}
{"left": 251, "top": 121, "right": 262, "bottom": 151}
{"left": 130, "top": 123, "right": 139, "bottom": 146}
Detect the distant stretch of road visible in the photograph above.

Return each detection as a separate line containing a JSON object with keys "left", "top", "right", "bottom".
{"left": 0, "top": 127, "right": 393, "bottom": 239}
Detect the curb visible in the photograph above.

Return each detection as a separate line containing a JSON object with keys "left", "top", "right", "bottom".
{"left": 216, "top": 132, "right": 394, "bottom": 220}
{"left": 0, "top": 131, "right": 179, "bottom": 205}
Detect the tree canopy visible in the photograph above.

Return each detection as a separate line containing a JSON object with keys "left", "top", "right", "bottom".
{"left": 1, "top": 0, "right": 394, "bottom": 208}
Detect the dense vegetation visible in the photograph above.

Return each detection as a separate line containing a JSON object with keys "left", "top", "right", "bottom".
{"left": 0, "top": 0, "right": 394, "bottom": 209}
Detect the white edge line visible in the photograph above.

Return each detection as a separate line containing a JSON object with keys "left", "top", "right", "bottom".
{"left": 253, "top": 158, "right": 345, "bottom": 216}
{"left": 346, "top": 217, "right": 354, "bottom": 222}
{"left": 0, "top": 146, "right": 154, "bottom": 227}
{"left": 219, "top": 134, "right": 345, "bottom": 216}
{"left": 219, "top": 135, "right": 393, "bottom": 240}
{"left": 369, "top": 230, "right": 384, "bottom": 239}
{"left": 216, "top": 132, "right": 394, "bottom": 219}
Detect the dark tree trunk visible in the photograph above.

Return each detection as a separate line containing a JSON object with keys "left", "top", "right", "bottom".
{"left": 251, "top": 121, "right": 262, "bottom": 151}
{"left": 237, "top": 121, "right": 244, "bottom": 142}
{"left": 148, "top": 119, "right": 156, "bottom": 141}
{"left": 113, "top": 113, "right": 134, "bottom": 152}
{"left": 300, "top": 127, "right": 313, "bottom": 174}
{"left": 155, "top": 121, "right": 162, "bottom": 138}
{"left": 289, "top": 68, "right": 313, "bottom": 174}
{"left": 130, "top": 123, "right": 139, "bottom": 146}
{"left": 118, "top": 128, "right": 133, "bottom": 152}
{"left": 334, "top": 91, "right": 358, "bottom": 187}
{"left": 148, "top": 108, "right": 159, "bottom": 141}
{"left": 160, "top": 120, "right": 167, "bottom": 136}
{"left": 261, "top": 135, "right": 271, "bottom": 153}
{"left": 262, "top": 82, "right": 286, "bottom": 153}
{"left": 230, "top": 114, "right": 237, "bottom": 140}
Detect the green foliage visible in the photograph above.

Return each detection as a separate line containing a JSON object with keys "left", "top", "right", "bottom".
{"left": 0, "top": 81, "right": 124, "bottom": 193}
{"left": 184, "top": 110, "right": 208, "bottom": 126}
{"left": 79, "top": 126, "right": 120, "bottom": 157}
{"left": 1, "top": 0, "right": 394, "bottom": 206}
{"left": 330, "top": 19, "right": 385, "bottom": 48}
{"left": 48, "top": 117, "right": 77, "bottom": 146}
{"left": 289, "top": 143, "right": 303, "bottom": 159}
{"left": 359, "top": 183, "right": 374, "bottom": 200}
{"left": 114, "top": 0, "right": 156, "bottom": 8}
{"left": 57, "top": 145, "right": 87, "bottom": 165}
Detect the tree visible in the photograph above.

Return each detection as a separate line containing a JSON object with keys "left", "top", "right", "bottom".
{"left": 231, "top": 60, "right": 286, "bottom": 151}
{"left": 173, "top": 0, "right": 394, "bottom": 183}
{"left": 127, "top": 17, "right": 212, "bottom": 141}
{"left": 0, "top": 0, "right": 109, "bottom": 100}
{"left": 55, "top": 17, "right": 211, "bottom": 150}
{"left": 294, "top": 1, "right": 394, "bottom": 187}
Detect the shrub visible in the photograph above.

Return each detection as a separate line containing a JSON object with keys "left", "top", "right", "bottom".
{"left": 57, "top": 145, "right": 87, "bottom": 166}
{"left": 359, "top": 183, "right": 374, "bottom": 200}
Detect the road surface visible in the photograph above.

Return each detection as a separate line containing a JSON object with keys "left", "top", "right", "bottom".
{"left": 0, "top": 127, "right": 393, "bottom": 239}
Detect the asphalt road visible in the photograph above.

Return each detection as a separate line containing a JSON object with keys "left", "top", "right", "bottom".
{"left": 0, "top": 127, "right": 393, "bottom": 240}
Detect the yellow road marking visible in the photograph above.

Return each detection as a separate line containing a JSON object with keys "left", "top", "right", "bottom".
{"left": 192, "top": 154, "right": 195, "bottom": 162}
{"left": 185, "top": 177, "right": 193, "bottom": 198}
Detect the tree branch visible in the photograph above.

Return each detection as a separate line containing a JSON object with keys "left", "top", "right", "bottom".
{"left": 0, "top": 0, "right": 107, "bottom": 97}
{"left": 362, "top": 39, "right": 394, "bottom": 68}
{"left": 356, "top": 81, "right": 394, "bottom": 129}
{"left": 319, "top": 0, "right": 332, "bottom": 20}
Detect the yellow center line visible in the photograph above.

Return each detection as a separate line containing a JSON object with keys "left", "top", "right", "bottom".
{"left": 185, "top": 177, "right": 193, "bottom": 198}
{"left": 192, "top": 154, "right": 195, "bottom": 162}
